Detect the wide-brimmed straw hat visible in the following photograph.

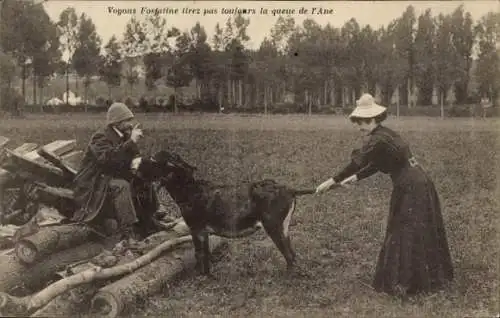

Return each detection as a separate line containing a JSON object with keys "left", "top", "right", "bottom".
{"left": 349, "top": 94, "right": 387, "bottom": 119}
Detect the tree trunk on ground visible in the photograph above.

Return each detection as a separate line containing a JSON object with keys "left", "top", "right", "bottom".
{"left": 31, "top": 293, "right": 83, "bottom": 317}
{"left": 31, "top": 223, "right": 188, "bottom": 317}
{"left": 0, "top": 235, "right": 195, "bottom": 317}
{"left": 15, "top": 224, "right": 96, "bottom": 265}
{"left": 90, "top": 236, "right": 227, "bottom": 318}
{"left": 30, "top": 262, "right": 110, "bottom": 318}
{"left": 0, "top": 242, "right": 104, "bottom": 296}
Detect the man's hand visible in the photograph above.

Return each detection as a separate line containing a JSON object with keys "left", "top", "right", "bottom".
{"left": 131, "top": 157, "right": 142, "bottom": 172}
{"left": 130, "top": 124, "right": 143, "bottom": 143}
{"left": 316, "top": 178, "right": 336, "bottom": 193}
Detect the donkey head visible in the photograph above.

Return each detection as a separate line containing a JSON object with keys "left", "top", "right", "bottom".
{"left": 145, "top": 150, "right": 197, "bottom": 187}
{"left": 134, "top": 150, "right": 194, "bottom": 182}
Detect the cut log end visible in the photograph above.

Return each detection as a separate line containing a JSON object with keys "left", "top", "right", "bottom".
{"left": 91, "top": 291, "right": 121, "bottom": 318}
{"left": 15, "top": 240, "right": 38, "bottom": 264}
{"left": 90, "top": 236, "right": 226, "bottom": 318}
{"left": 14, "top": 224, "right": 94, "bottom": 265}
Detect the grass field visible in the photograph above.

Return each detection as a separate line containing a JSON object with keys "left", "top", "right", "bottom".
{"left": 0, "top": 114, "right": 498, "bottom": 317}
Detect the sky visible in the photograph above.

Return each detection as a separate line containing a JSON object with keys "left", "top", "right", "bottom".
{"left": 42, "top": 0, "right": 499, "bottom": 54}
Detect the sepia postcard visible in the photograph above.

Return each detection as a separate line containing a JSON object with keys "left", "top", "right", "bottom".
{"left": 0, "top": 0, "right": 498, "bottom": 317}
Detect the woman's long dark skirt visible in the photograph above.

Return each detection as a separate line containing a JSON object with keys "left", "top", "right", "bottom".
{"left": 372, "top": 165, "right": 454, "bottom": 296}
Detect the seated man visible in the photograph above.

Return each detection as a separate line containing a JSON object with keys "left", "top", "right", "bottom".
{"left": 71, "top": 102, "right": 155, "bottom": 241}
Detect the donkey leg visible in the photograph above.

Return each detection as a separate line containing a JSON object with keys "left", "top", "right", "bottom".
{"left": 261, "top": 201, "right": 297, "bottom": 270}
{"left": 261, "top": 217, "right": 296, "bottom": 269}
{"left": 282, "top": 200, "right": 297, "bottom": 262}
{"left": 201, "top": 230, "right": 211, "bottom": 275}
{"left": 191, "top": 229, "right": 212, "bottom": 276}
{"left": 263, "top": 224, "right": 296, "bottom": 269}
{"left": 191, "top": 230, "right": 206, "bottom": 275}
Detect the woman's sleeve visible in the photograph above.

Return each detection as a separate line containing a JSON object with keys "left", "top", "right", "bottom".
{"left": 332, "top": 137, "right": 381, "bottom": 183}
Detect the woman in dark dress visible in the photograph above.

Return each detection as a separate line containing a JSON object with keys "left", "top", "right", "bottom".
{"left": 316, "top": 93, "right": 454, "bottom": 298}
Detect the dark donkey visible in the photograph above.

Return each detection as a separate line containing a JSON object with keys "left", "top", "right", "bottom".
{"left": 139, "top": 150, "right": 316, "bottom": 276}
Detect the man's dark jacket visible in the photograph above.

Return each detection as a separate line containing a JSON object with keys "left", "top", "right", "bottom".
{"left": 71, "top": 125, "right": 143, "bottom": 223}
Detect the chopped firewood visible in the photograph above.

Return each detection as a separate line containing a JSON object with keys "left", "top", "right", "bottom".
{"left": 0, "top": 236, "right": 192, "bottom": 316}
{"left": 15, "top": 224, "right": 96, "bottom": 264}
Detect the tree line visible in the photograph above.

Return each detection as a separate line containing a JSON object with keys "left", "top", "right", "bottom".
{"left": 0, "top": 1, "right": 499, "bottom": 115}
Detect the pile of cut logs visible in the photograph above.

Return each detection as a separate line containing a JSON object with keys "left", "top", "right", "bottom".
{"left": 0, "top": 137, "right": 228, "bottom": 317}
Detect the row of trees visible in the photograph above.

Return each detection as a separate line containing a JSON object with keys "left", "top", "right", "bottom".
{"left": 0, "top": 0, "right": 101, "bottom": 111}
{"left": 1, "top": 1, "right": 499, "bottom": 115}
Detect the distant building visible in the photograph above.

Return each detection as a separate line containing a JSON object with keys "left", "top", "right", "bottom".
{"left": 391, "top": 86, "right": 400, "bottom": 105}
{"left": 432, "top": 87, "right": 439, "bottom": 105}
{"left": 62, "top": 90, "right": 83, "bottom": 105}
{"left": 45, "top": 97, "right": 63, "bottom": 106}
{"left": 283, "top": 91, "right": 294, "bottom": 103}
